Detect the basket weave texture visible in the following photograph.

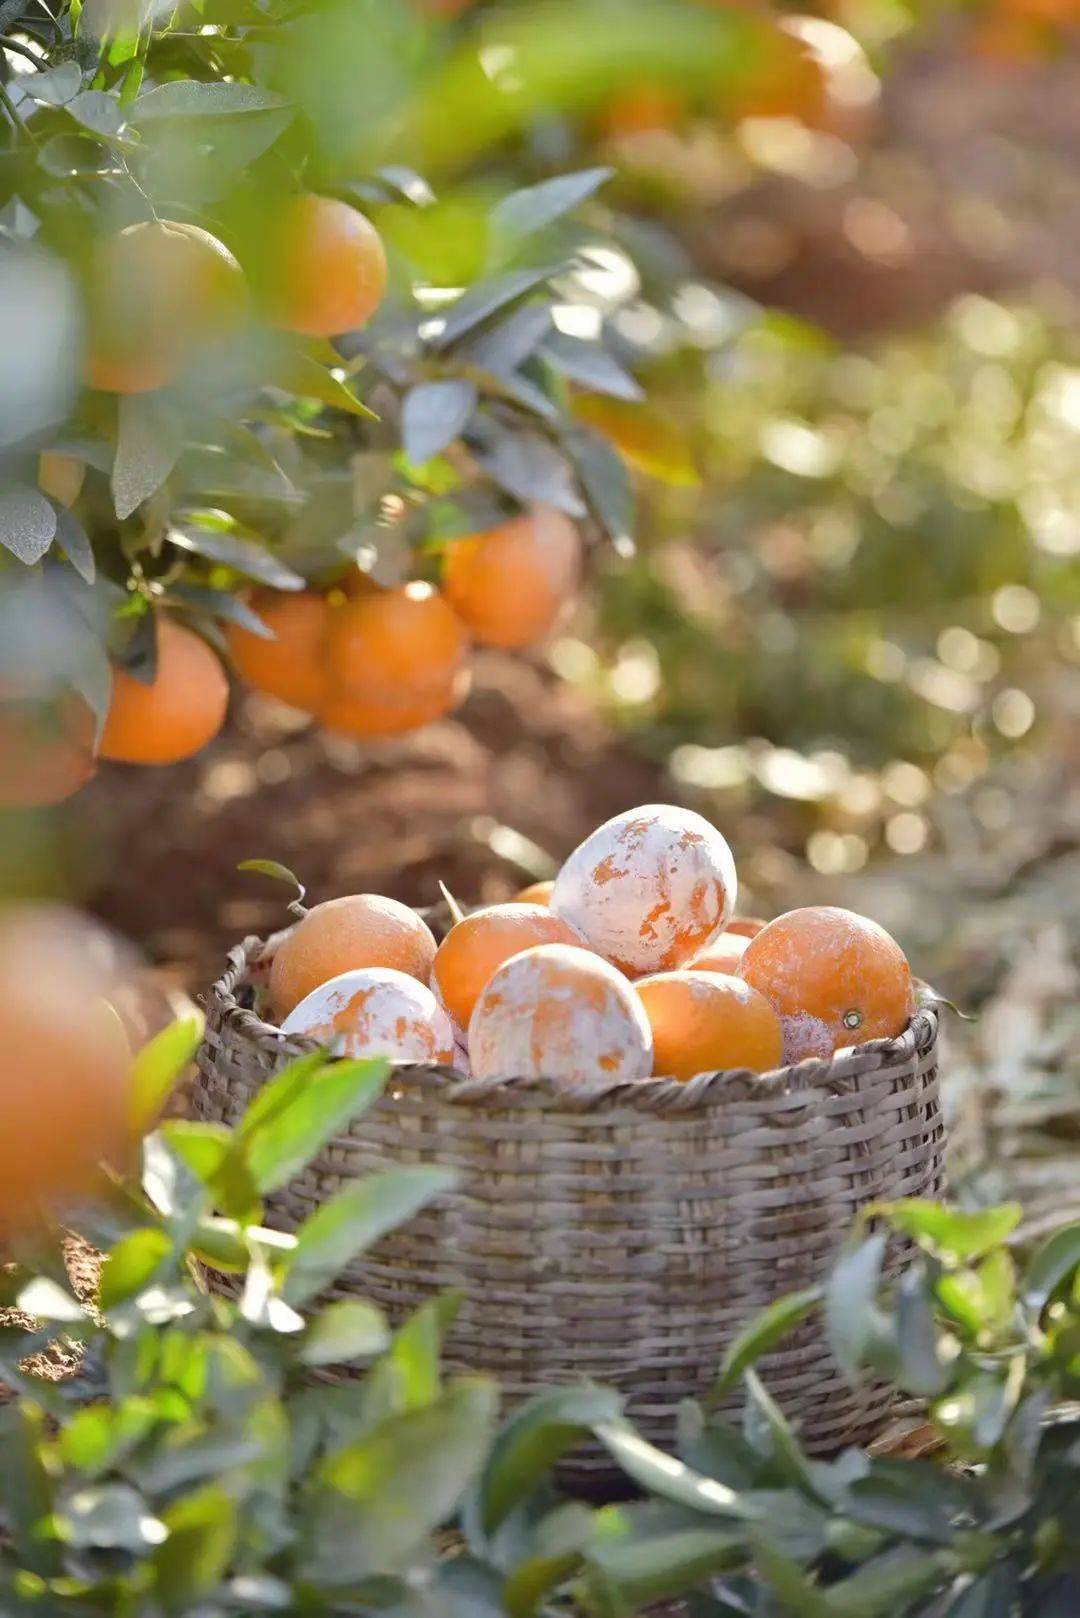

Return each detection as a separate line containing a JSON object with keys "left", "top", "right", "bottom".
{"left": 193, "top": 935, "right": 945, "bottom": 1481}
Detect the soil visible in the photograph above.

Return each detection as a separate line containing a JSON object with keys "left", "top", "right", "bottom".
{"left": 81, "top": 651, "right": 664, "bottom": 995}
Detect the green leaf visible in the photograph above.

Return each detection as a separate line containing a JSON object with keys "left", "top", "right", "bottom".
{"left": 242, "top": 1058, "right": 391, "bottom": 1195}
{"left": 491, "top": 167, "right": 613, "bottom": 250}
{"left": 480, "top": 1387, "right": 623, "bottom": 1534}
{"left": 167, "top": 523, "right": 306, "bottom": 589}
{"left": 237, "top": 858, "right": 307, "bottom": 904}
{"left": 709, "top": 1287, "right": 821, "bottom": 1402}
{"left": 99, "top": 1228, "right": 175, "bottom": 1311}
{"left": 894, "top": 1264, "right": 952, "bottom": 1397}
{"left": 475, "top": 427, "right": 586, "bottom": 516}
{"left": 134, "top": 81, "right": 288, "bottom": 120}
{"left": 129, "top": 1014, "right": 204, "bottom": 1136}
{"left": 742, "top": 1370, "right": 818, "bottom": 1496}
{"left": 37, "top": 132, "right": 115, "bottom": 177}
{"left": 0, "top": 1405, "right": 57, "bottom": 1574}
{"left": 566, "top": 424, "right": 635, "bottom": 546}
{"left": 432, "top": 266, "right": 558, "bottom": 349}
{"left": 750, "top": 1534, "right": 832, "bottom": 1618}
{"left": 584, "top": 1524, "right": 746, "bottom": 1614}
{"left": 0, "top": 483, "right": 57, "bottom": 564}
{"left": 66, "top": 89, "right": 124, "bottom": 136}
{"left": 825, "top": 1233, "right": 889, "bottom": 1383}
{"left": 1024, "top": 1221, "right": 1080, "bottom": 1313}
{"left": 53, "top": 506, "right": 95, "bottom": 584}
{"left": 572, "top": 396, "right": 699, "bottom": 487}
{"left": 944, "top": 1565, "right": 1020, "bottom": 1617}
{"left": 61, "top": 1483, "right": 165, "bottom": 1551}
{"left": 300, "top": 1299, "right": 390, "bottom": 1365}
{"left": 283, "top": 1164, "right": 457, "bottom": 1305}
{"left": 828, "top": 1546, "right": 950, "bottom": 1616}
{"left": 267, "top": 346, "right": 375, "bottom": 417}
{"left": 112, "top": 396, "right": 184, "bottom": 519}
{"left": 402, "top": 379, "right": 477, "bottom": 464}
{"left": 543, "top": 334, "right": 643, "bottom": 402}
{"left": 871, "top": 1201, "right": 1022, "bottom": 1261}
{"left": 152, "top": 1486, "right": 237, "bottom": 1614}
{"left": 160, "top": 1120, "right": 261, "bottom": 1224}
{"left": 26, "top": 62, "right": 81, "bottom": 105}
{"left": 304, "top": 1379, "right": 498, "bottom": 1581}
{"left": 596, "top": 1420, "right": 752, "bottom": 1519}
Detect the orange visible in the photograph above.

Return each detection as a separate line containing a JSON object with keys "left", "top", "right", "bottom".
{"left": 325, "top": 581, "right": 469, "bottom": 710}
{"left": 0, "top": 905, "right": 133, "bottom": 1236}
{"left": 692, "top": 931, "right": 750, "bottom": 975}
{"left": 281, "top": 967, "right": 455, "bottom": 1065}
{"left": 268, "top": 894, "right": 437, "bottom": 1020}
{"left": 319, "top": 668, "right": 471, "bottom": 739}
{"left": 86, "top": 220, "right": 247, "bottom": 395}
{"left": 0, "top": 692, "right": 95, "bottom": 808}
{"left": 100, "top": 618, "right": 229, "bottom": 766}
{"left": 739, "top": 906, "right": 914, "bottom": 1064}
{"left": 468, "top": 943, "right": 653, "bottom": 1086}
{"left": 638, "top": 970, "right": 783, "bottom": 1079}
{"left": 599, "top": 82, "right": 686, "bottom": 139}
{"left": 551, "top": 803, "right": 737, "bottom": 977}
{"left": 729, "top": 21, "right": 827, "bottom": 124}
{"left": 38, "top": 452, "right": 84, "bottom": 507}
{"left": 726, "top": 916, "right": 767, "bottom": 939}
{"left": 512, "top": 880, "right": 555, "bottom": 905}
{"left": 432, "top": 902, "right": 581, "bottom": 1031}
{"left": 442, "top": 506, "right": 582, "bottom": 650}
{"left": 265, "top": 193, "right": 388, "bottom": 338}
{"left": 227, "top": 589, "right": 331, "bottom": 713}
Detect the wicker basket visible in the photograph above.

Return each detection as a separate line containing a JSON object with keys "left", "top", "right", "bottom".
{"left": 193, "top": 934, "right": 945, "bottom": 1487}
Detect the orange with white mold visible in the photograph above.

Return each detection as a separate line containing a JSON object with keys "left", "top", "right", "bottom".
{"left": 637, "top": 970, "right": 783, "bottom": 1081}
{"left": 432, "top": 902, "right": 581, "bottom": 1032}
{"left": 692, "top": 931, "right": 750, "bottom": 975}
{"left": 551, "top": 804, "right": 737, "bottom": 976}
{"left": 281, "top": 966, "right": 455, "bottom": 1064}
{"left": 468, "top": 943, "right": 653, "bottom": 1086}
{"left": 738, "top": 905, "right": 914, "bottom": 1064}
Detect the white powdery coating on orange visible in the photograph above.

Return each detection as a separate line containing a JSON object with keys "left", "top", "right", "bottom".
{"left": 777, "top": 1011, "right": 834, "bottom": 1064}
{"left": 468, "top": 943, "right": 653, "bottom": 1086}
{"left": 551, "top": 804, "right": 737, "bottom": 976}
{"left": 282, "top": 967, "right": 455, "bottom": 1064}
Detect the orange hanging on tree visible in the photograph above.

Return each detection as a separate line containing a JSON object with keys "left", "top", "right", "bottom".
{"left": 100, "top": 618, "right": 230, "bottom": 766}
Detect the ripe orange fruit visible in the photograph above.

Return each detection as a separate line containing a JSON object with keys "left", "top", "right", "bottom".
{"left": 327, "top": 582, "right": 468, "bottom": 699}
{"left": 38, "top": 452, "right": 85, "bottom": 507}
{"left": 100, "top": 618, "right": 229, "bottom": 766}
{"left": 281, "top": 967, "right": 455, "bottom": 1065}
{"left": 468, "top": 943, "right": 653, "bottom": 1086}
{"left": 729, "top": 20, "right": 827, "bottom": 123}
{"left": 265, "top": 193, "right": 388, "bottom": 338}
{"left": 0, "top": 692, "right": 95, "bottom": 808}
{"left": 319, "top": 668, "right": 471, "bottom": 739}
{"left": 268, "top": 894, "right": 437, "bottom": 1020}
{"left": 692, "top": 931, "right": 750, "bottom": 975}
{"left": 725, "top": 916, "right": 767, "bottom": 939}
{"left": 551, "top": 804, "right": 737, "bottom": 977}
{"left": 86, "top": 220, "right": 247, "bottom": 395}
{"left": 598, "top": 81, "right": 686, "bottom": 139}
{"left": 739, "top": 906, "right": 914, "bottom": 1064}
{"left": 227, "top": 589, "right": 331, "bottom": 713}
{"left": 512, "top": 879, "right": 555, "bottom": 905}
{"left": 442, "top": 506, "right": 582, "bottom": 650}
{"left": 638, "top": 970, "right": 783, "bottom": 1080}
{"left": 432, "top": 902, "right": 581, "bottom": 1031}
{"left": 0, "top": 905, "right": 133, "bottom": 1236}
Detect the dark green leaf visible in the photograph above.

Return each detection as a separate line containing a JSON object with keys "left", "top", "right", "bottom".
{"left": 402, "top": 380, "right": 477, "bottom": 464}
{"left": 1023, "top": 1221, "right": 1080, "bottom": 1313}
{"left": 543, "top": 334, "right": 643, "bottom": 401}
{"left": 66, "top": 89, "right": 123, "bottom": 136}
{"left": 99, "top": 1228, "right": 175, "bottom": 1311}
{"left": 480, "top": 1387, "right": 623, "bottom": 1534}
{"left": 825, "top": 1233, "right": 887, "bottom": 1383}
{"left": 432, "top": 267, "right": 557, "bottom": 350}
{"left": 129, "top": 1014, "right": 204, "bottom": 1136}
{"left": 827, "top": 1545, "right": 948, "bottom": 1616}
{"left": 596, "top": 1420, "right": 753, "bottom": 1519}
{"left": 0, "top": 1405, "right": 57, "bottom": 1574}
{"left": 0, "top": 483, "right": 57, "bottom": 564}
{"left": 584, "top": 1525, "right": 746, "bottom": 1614}
{"left": 283, "top": 1164, "right": 456, "bottom": 1305}
{"left": 27, "top": 62, "right": 81, "bottom": 105}
{"left": 943, "top": 1566, "right": 1020, "bottom": 1618}
{"left": 135, "top": 81, "right": 288, "bottom": 120}
{"left": 112, "top": 396, "right": 184, "bottom": 519}
{"left": 37, "top": 132, "right": 115, "bottom": 177}
{"left": 709, "top": 1287, "right": 821, "bottom": 1402}
{"left": 475, "top": 428, "right": 586, "bottom": 516}
{"left": 237, "top": 858, "right": 307, "bottom": 900}
{"left": 53, "top": 506, "right": 95, "bottom": 584}
{"left": 566, "top": 425, "right": 634, "bottom": 545}
{"left": 741, "top": 1370, "right": 818, "bottom": 1496}
{"left": 871, "top": 1202, "right": 1022, "bottom": 1260}
{"left": 467, "top": 304, "right": 552, "bottom": 375}
{"left": 300, "top": 1299, "right": 390, "bottom": 1365}
{"left": 167, "top": 524, "right": 305, "bottom": 589}
{"left": 167, "top": 582, "right": 272, "bottom": 637}
{"left": 895, "top": 1264, "right": 952, "bottom": 1397}
{"left": 491, "top": 168, "right": 612, "bottom": 248}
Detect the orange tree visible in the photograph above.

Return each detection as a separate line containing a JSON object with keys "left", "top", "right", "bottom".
{"left": 0, "top": 0, "right": 791, "bottom": 805}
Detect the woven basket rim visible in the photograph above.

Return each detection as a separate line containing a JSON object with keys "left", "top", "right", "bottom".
{"left": 203, "top": 933, "right": 941, "bottom": 1116}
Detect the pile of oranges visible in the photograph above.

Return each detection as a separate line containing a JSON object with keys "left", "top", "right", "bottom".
{"left": 269, "top": 802, "right": 916, "bottom": 1087}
